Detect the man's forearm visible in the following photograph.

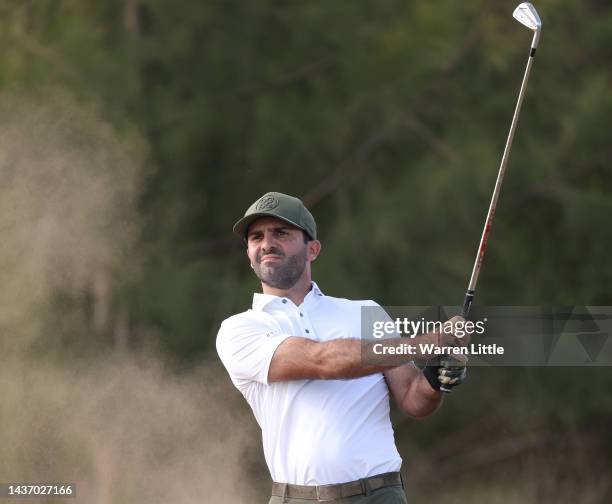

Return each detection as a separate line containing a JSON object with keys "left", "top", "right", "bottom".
{"left": 269, "top": 327, "right": 461, "bottom": 382}
{"left": 399, "top": 372, "right": 443, "bottom": 418}
{"left": 269, "top": 336, "right": 414, "bottom": 382}
{"left": 316, "top": 339, "right": 402, "bottom": 379}
{"left": 317, "top": 332, "right": 445, "bottom": 379}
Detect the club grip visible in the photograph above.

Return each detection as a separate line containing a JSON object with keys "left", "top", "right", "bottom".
{"left": 461, "top": 289, "right": 475, "bottom": 319}
{"left": 440, "top": 290, "right": 475, "bottom": 394}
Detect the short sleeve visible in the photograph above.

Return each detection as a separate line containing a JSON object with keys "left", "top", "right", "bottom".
{"left": 216, "top": 313, "right": 291, "bottom": 386}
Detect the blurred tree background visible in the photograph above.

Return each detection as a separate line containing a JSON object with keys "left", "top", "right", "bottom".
{"left": 1, "top": 0, "right": 611, "bottom": 502}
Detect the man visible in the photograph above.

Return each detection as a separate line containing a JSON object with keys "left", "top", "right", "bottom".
{"left": 217, "top": 192, "right": 467, "bottom": 503}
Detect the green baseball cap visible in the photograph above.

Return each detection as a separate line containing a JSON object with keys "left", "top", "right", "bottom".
{"left": 233, "top": 192, "right": 317, "bottom": 240}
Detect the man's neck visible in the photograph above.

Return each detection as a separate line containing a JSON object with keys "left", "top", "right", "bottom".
{"left": 261, "top": 276, "right": 313, "bottom": 306}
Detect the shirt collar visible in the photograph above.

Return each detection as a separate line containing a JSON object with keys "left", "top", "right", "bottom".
{"left": 252, "top": 281, "right": 324, "bottom": 311}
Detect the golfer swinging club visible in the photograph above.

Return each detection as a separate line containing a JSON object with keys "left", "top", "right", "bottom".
{"left": 217, "top": 192, "right": 468, "bottom": 503}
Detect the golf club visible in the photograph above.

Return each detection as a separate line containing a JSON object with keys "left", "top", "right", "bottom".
{"left": 441, "top": 3, "right": 542, "bottom": 393}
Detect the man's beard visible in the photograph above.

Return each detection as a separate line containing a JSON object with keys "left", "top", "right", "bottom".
{"left": 253, "top": 246, "right": 307, "bottom": 290}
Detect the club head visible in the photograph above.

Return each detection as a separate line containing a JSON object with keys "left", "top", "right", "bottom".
{"left": 513, "top": 2, "right": 542, "bottom": 49}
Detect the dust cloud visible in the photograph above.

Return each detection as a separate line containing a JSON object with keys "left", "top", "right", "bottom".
{"left": 0, "top": 355, "right": 260, "bottom": 503}
{"left": 0, "top": 90, "right": 142, "bottom": 349}
{"left": 0, "top": 92, "right": 263, "bottom": 503}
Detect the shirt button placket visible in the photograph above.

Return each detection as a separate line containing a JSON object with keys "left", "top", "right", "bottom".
{"left": 300, "top": 310, "right": 314, "bottom": 338}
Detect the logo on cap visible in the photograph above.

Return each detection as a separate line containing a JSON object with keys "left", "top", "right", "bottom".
{"left": 255, "top": 194, "right": 279, "bottom": 211}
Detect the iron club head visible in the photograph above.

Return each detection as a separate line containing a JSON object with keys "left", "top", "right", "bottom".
{"left": 513, "top": 2, "right": 542, "bottom": 49}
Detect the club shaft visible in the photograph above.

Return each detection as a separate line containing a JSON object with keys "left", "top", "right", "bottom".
{"left": 460, "top": 51, "right": 536, "bottom": 319}
{"left": 446, "top": 49, "right": 538, "bottom": 393}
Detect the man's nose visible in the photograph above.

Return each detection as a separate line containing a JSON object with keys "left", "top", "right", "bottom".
{"left": 260, "top": 232, "right": 277, "bottom": 253}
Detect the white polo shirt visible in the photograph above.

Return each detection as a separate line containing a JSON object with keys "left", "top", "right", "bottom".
{"left": 216, "top": 282, "right": 402, "bottom": 485}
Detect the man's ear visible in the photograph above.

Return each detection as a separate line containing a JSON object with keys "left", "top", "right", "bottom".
{"left": 308, "top": 240, "right": 322, "bottom": 262}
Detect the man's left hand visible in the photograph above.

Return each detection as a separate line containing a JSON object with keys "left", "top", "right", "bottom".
{"left": 423, "top": 354, "right": 467, "bottom": 392}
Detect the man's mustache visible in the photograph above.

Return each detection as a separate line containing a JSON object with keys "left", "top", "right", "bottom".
{"left": 256, "top": 249, "right": 285, "bottom": 263}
